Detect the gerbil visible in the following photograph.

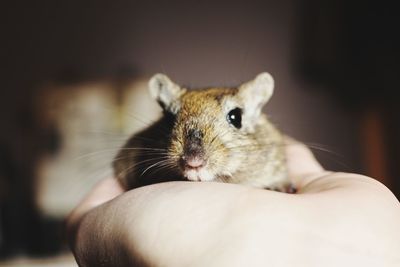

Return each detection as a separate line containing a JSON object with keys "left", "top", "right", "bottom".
{"left": 113, "top": 72, "right": 293, "bottom": 192}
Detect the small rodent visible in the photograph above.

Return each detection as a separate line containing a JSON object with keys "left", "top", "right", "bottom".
{"left": 113, "top": 72, "right": 293, "bottom": 192}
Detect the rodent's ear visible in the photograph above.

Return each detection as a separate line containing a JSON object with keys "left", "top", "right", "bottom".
{"left": 149, "top": 74, "right": 185, "bottom": 113}
{"left": 238, "top": 72, "right": 274, "bottom": 118}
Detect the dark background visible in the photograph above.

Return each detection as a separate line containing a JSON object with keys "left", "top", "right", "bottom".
{"left": 1, "top": 0, "right": 399, "bottom": 259}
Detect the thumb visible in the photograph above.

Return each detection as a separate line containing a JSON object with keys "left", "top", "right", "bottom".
{"left": 284, "top": 136, "right": 327, "bottom": 188}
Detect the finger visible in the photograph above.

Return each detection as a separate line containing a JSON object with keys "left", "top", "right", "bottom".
{"left": 66, "top": 177, "right": 124, "bottom": 246}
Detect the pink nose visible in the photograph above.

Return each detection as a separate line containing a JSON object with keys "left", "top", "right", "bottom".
{"left": 185, "top": 157, "right": 204, "bottom": 168}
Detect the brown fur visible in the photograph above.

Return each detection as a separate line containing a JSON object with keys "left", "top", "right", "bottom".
{"left": 113, "top": 74, "right": 291, "bottom": 191}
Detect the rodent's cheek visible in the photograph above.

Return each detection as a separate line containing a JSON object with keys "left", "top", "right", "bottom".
{"left": 209, "top": 153, "right": 227, "bottom": 172}
{"left": 169, "top": 139, "right": 184, "bottom": 159}
{"left": 206, "top": 144, "right": 229, "bottom": 171}
{"left": 219, "top": 139, "right": 246, "bottom": 172}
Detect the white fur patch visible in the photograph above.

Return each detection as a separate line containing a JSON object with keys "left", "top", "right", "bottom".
{"left": 184, "top": 168, "right": 215, "bottom": 182}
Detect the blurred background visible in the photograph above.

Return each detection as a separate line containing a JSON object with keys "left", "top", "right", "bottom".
{"left": 1, "top": 0, "right": 398, "bottom": 265}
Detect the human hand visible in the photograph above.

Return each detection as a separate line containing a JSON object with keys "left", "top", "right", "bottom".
{"left": 67, "top": 138, "right": 400, "bottom": 267}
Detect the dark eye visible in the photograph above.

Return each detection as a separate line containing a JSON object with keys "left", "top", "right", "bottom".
{"left": 227, "top": 108, "right": 242, "bottom": 129}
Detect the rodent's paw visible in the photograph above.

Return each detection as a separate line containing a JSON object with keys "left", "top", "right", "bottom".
{"left": 285, "top": 184, "right": 297, "bottom": 194}
{"left": 265, "top": 183, "right": 297, "bottom": 194}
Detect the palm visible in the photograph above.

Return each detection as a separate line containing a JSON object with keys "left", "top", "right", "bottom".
{"left": 67, "top": 138, "right": 400, "bottom": 267}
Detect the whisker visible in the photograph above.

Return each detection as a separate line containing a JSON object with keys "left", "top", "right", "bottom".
{"left": 140, "top": 158, "right": 175, "bottom": 177}
{"left": 149, "top": 161, "right": 178, "bottom": 176}
{"left": 121, "top": 110, "right": 174, "bottom": 135}
{"left": 210, "top": 139, "right": 350, "bottom": 170}
{"left": 118, "top": 156, "right": 172, "bottom": 177}
{"left": 75, "top": 147, "right": 169, "bottom": 160}
{"left": 112, "top": 153, "right": 170, "bottom": 162}
{"left": 126, "top": 135, "right": 170, "bottom": 143}
{"left": 96, "top": 104, "right": 164, "bottom": 131}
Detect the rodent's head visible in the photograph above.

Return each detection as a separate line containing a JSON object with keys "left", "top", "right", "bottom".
{"left": 149, "top": 73, "right": 275, "bottom": 182}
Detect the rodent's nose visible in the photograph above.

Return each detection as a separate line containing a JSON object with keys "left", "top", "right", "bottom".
{"left": 181, "top": 156, "right": 205, "bottom": 169}
{"left": 182, "top": 128, "right": 205, "bottom": 169}
{"left": 186, "top": 157, "right": 204, "bottom": 168}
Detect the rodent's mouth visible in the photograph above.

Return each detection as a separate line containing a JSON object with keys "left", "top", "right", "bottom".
{"left": 183, "top": 167, "right": 215, "bottom": 182}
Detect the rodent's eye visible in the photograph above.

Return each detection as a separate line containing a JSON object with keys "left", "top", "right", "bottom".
{"left": 227, "top": 108, "right": 242, "bottom": 129}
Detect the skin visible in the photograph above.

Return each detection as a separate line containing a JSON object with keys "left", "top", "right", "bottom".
{"left": 67, "top": 138, "right": 400, "bottom": 267}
